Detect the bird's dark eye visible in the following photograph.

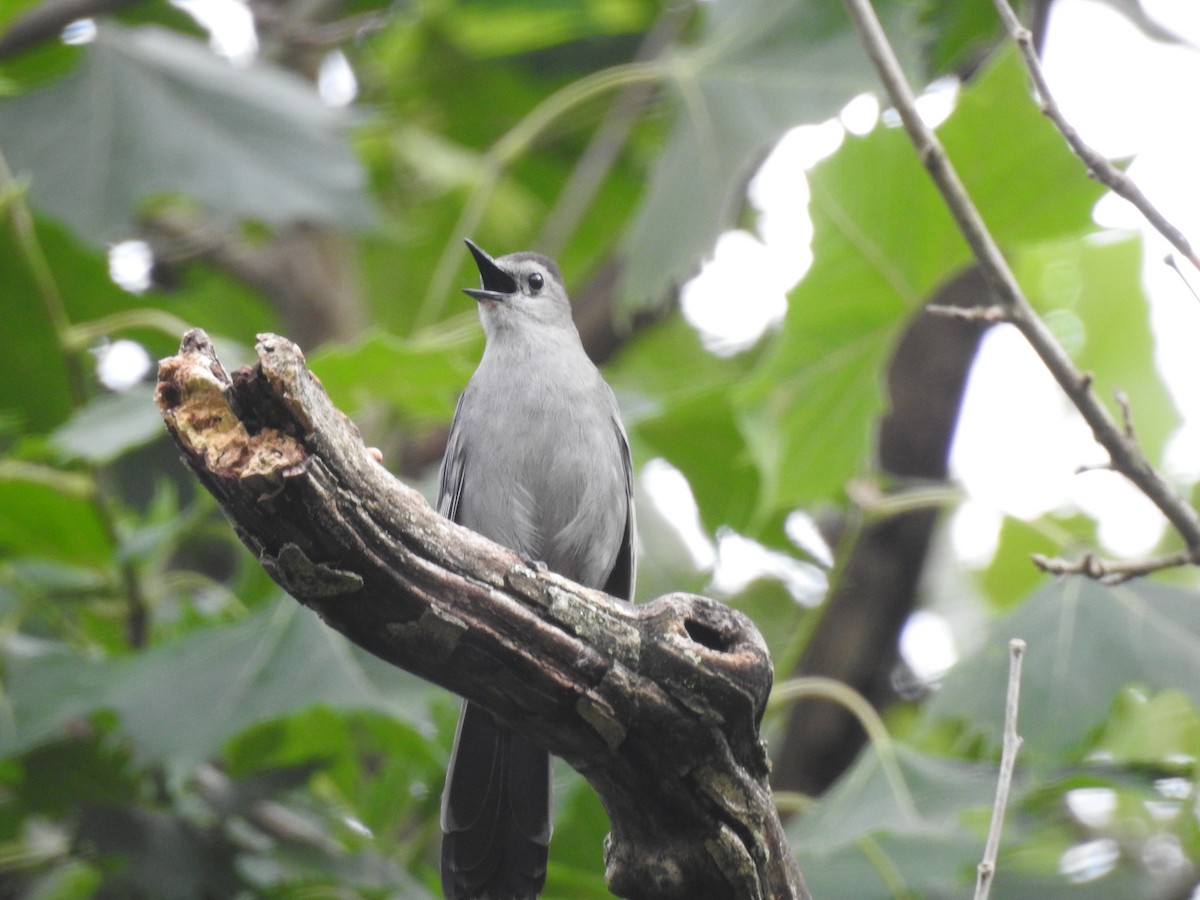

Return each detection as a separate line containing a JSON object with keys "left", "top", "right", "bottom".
{"left": 528, "top": 272, "right": 544, "bottom": 293}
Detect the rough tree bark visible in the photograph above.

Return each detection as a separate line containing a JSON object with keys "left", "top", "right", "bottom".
{"left": 155, "top": 328, "right": 810, "bottom": 900}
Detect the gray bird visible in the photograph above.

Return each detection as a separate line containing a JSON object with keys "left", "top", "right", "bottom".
{"left": 438, "top": 240, "right": 636, "bottom": 900}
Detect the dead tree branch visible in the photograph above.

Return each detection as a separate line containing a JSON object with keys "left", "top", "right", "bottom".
{"left": 155, "top": 329, "right": 809, "bottom": 900}
{"left": 973, "top": 638, "right": 1026, "bottom": 900}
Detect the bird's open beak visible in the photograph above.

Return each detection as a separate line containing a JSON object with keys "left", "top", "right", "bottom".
{"left": 463, "top": 239, "right": 517, "bottom": 303}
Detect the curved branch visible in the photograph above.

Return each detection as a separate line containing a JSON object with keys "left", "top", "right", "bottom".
{"left": 155, "top": 329, "right": 809, "bottom": 900}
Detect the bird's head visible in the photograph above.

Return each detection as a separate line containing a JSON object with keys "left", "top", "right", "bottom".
{"left": 463, "top": 239, "right": 573, "bottom": 336}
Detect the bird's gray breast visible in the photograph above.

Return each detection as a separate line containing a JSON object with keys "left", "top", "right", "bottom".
{"left": 447, "top": 346, "right": 627, "bottom": 591}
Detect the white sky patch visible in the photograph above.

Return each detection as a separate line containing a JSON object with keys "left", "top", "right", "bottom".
{"left": 1163, "top": 424, "right": 1200, "bottom": 484}
{"left": 318, "top": 50, "right": 358, "bottom": 107}
{"left": 950, "top": 325, "right": 1105, "bottom": 520}
{"left": 948, "top": 500, "right": 1004, "bottom": 568}
{"left": 710, "top": 530, "right": 826, "bottom": 606}
{"left": 839, "top": 92, "right": 879, "bottom": 135}
{"left": 748, "top": 128, "right": 823, "bottom": 282}
{"left": 639, "top": 459, "right": 715, "bottom": 571}
{"left": 61, "top": 19, "right": 97, "bottom": 45}
{"left": 784, "top": 510, "right": 833, "bottom": 568}
{"left": 93, "top": 339, "right": 152, "bottom": 391}
{"left": 1070, "top": 468, "right": 1165, "bottom": 557}
{"left": 680, "top": 230, "right": 791, "bottom": 355}
{"left": 342, "top": 815, "right": 373, "bottom": 838}
{"left": 171, "top": 0, "right": 258, "bottom": 66}
{"left": 108, "top": 240, "right": 154, "bottom": 294}
{"left": 899, "top": 610, "right": 958, "bottom": 682}
{"left": 1066, "top": 787, "right": 1118, "bottom": 829}
{"left": 1060, "top": 838, "right": 1121, "bottom": 884}
{"left": 914, "top": 75, "right": 959, "bottom": 128}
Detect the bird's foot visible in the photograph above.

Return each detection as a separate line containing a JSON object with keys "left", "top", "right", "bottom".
{"left": 519, "top": 552, "right": 548, "bottom": 574}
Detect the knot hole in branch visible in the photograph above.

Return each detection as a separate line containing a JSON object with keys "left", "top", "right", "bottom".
{"left": 684, "top": 615, "right": 735, "bottom": 652}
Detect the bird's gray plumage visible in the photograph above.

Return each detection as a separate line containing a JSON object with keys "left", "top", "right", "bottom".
{"left": 438, "top": 240, "right": 635, "bottom": 900}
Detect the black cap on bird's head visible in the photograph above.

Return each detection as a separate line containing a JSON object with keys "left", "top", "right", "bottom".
{"left": 463, "top": 239, "right": 518, "bottom": 303}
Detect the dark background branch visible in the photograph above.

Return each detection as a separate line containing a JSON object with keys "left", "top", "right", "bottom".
{"left": 0, "top": 0, "right": 143, "bottom": 58}
{"left": 772, "top": 267, "right": 993, "bottom": 795}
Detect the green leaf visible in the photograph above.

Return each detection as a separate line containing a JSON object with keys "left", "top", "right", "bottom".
{"left": 0, "top": 221, "right": 92, "bottom": 434}
{"left": 75, "top": 805, "right": 241, "bottom": 897}
{"left": 608, "top": 316, "right": 760, "bottom": 533}
{"left": 788, "top": 743, "right": 1005, "bottom": 898}
{"left": 0, "top": 23, "right": 373, "bottom": 246}
{"left": 0, "top": 215, "right": 271, "bottom": 436}
{"left": 1, "top": 602, "right": 437, "bottom": 763}
{"left": 543, "top": 771, "right": 612, "bottom": 900}
{"left": 225, "top": 707, "right": 444, "bottom": 842}
{"left": 0, "top": 0, "right": 83, "bottom": 92}
{"left": 49, "top": 385, "right": 163, "bottom": 463}
{"left": 788, "top": 744, "right": 999, "bottom": 854}
{"left": 737, "top": 48, "right": 1115, "bottom": 513}
{"left": 621, "top": 0, "right": 926, "bottom": 310}
{"left": 979, "top": 514, "right": 1095, "bottom": 611}
{"left": 919, "top": 0, "right": 1005, "bottom": 75}
{"left": 9, "top": 735, "right": 141, "bottom": 817}
{"left": 0, "top": 479, "right": 110, "bottom": 567}
{"left": 444, "top": 0, "right": 653, "bottom": 58}
{"left": 1013, "top": 234, "right": 1177, "bottom": 461}
{"left": 925, "top": 578, "right": 1200, "bottom": 763}
{"left": 796, "top": 832, "right": 983, "bottom": 900}
{"left": 309, "top": 324, "right": 481, "bottom": 423}
{"left": 1093, "top": 687, "right": 1200, "bottom": 766}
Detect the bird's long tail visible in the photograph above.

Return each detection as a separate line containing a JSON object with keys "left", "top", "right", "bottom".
{"left": 440, "top": 700, "right": 552, "bottom": 900}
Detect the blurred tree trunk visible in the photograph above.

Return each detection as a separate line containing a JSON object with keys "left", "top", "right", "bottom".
{"left": 772, "top": 267, "right": 992, "bottom": 796}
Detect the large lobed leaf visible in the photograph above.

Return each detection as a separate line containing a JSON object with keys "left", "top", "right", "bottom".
{"left": 925, "top": 577, "right": 1200, "bottom": 763}
{"left": 0, "top": 23, "right": 373, "bottom": 246}
{"left": 621, "top": 0, "right": 924, "bottom": 311}
{"left": 309, "top": 324, "right": 482, "bottom": 424}
{"left": 791, "top": 576, "right": 1200, "bottom": 899}
{"left": 1, "top": 601, "right": 436, "bottom": 764}
{"left": 788, "top": 743, "right": 999, "bottom": 898}
{"left": 736, "top": 48, "right": 1133, "bottom": 516}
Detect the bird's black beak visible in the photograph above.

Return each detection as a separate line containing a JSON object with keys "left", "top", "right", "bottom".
{"left": 463, "top": 239, "right": 517, "bottom": 303}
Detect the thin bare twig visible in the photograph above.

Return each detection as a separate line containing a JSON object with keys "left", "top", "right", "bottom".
{"left": 1166, "top": 255, "right": 1200, "bottom": 303}
{"left": 1114, "top": 388, "right": 1136, "bottom": 442}
{"left": 974, "top": 639, "right": 1026, "bottom": 900}
{"left": 990, "top": 0, "right": 1200, "bottom": 272}
{"left": 839, "top": 0, "right": 1200, "bottom": 570}
{"left": 1032, "top": 548, "right": 1198, "bottom": 584}
{"left": 925, "top": 303, "right": 1009, "bottom": 323}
